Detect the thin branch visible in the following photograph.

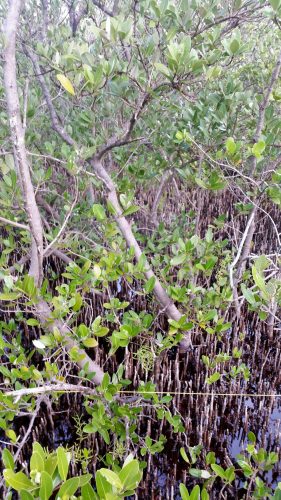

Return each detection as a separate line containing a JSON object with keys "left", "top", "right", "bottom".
{"left": 43, "top": 179, "right": 79, "bottom": 255}
{"left": 0, "top": 216, "right": 29, "bottom": 231}
{"left": 150, "top": 169, "right": 172, "bottom": 226}
{"left": 96, "top": 94, "right": 150, "bottom": 159}
{"left": 3, "top": 382, "right": 140, "bottom": 404}
{"left": 22, "top": 77, "right": 29, "bottom": 130}
{"left": 250, "top": 47, "right": 281, "bottom": 175}
{"left": 91, "top": 0, "right": 114, "bottom": 17}
{"left": 24, "top": 45, "right": 75, "bottom": 147}
{"left": 13, "top": 396, "right": 42, "bottom": 462}
{"left": 229, "top": 209, "right": 256, "bottom": 289}
{"left": 4, "top": 383, "right": 96, "bottom": 400}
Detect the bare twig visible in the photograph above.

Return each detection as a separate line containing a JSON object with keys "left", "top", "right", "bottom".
{"left": 150, "top": 169, "right": 172, "bottom": 226}
{"left": 13, "top": 396, "right": 43, "bottom": 462}
{"left": 43, "top": 178, "right": 79, "bottom": 255}
{"left": 0, "top": 216, "right": 29, "bottom": 231}
{"left": 24, "top": 45, "right": 75, "bottom": 147}
{"left": 91, "top": 0, "right": 114, "bottom": 17}
{"left": 249, "top": 47, "right": 281, "bottom": 175}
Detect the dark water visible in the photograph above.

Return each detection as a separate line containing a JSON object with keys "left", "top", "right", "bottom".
{"left": 1, "top": 322, "right": 280, "bottom": 499}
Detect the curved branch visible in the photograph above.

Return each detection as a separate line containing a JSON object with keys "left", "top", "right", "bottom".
{"left": 0, "top": 216, "right": 29, "bottom": 231}
{"left": 24, "top": 45, "right": 75, "bottom": 147}
{"left": 91, "top": 0, "right": 114, "bottom": 17}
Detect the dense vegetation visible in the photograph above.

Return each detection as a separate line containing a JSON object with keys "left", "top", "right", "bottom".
{"left": 0, "top": 0, "right": 281, "bottom": 498}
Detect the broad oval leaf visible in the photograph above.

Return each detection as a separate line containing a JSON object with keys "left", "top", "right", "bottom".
{"left": 57, "top": 447, "right": 69, "bottom": 481}
{"left": 20, "top": 491, "right": 33, "bottom": 500}
{"left": 179, "top": 483, "right": 190, "bottom": 500}
{"left": 56, "top": 474, "right": 91, "bottom": 499}
{"left": 3, "top": 470, "right": 34, "bottom": 491}
{"left": 0, "top": 292, "right": 21, "bottom": 301}
{"left": 180, "top": 447, "right": 189, "bottom": 463}
{"left": 119, "top": 459, "right": 141, "bottom": 490}
{"left": 189, "top": 468, "right": 211, "bottom": 479}
{"left": 56, "top": 74, "right": 75, "bottom": 95}
{"left": 96, "top": 470, "right": 112, "bottom": 498}
{"left": 39, "top": 471, "right": 53, "bottom": 500}
{"left": 2, "top": 448, "right": 15, "bottom": 470}
{"left": 98, "top": 469, "right": 123, "bottom": 489}
{"left": 30, "top": 450, "right": 44, "bottom": 472}
{"left": 81, "top": 482, "right": 98, "bottom": 499}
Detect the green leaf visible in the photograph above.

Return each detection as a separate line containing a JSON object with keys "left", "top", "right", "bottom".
{"left": 3, "top": 470, "right": 33, "bottom": 491}
{"left": 247, "top": 431, "right": 256, "bottom": 444}
{"left": 229, "top": 39, "right": 240, "bottom": 54}
{"left": 255, "top": 255, "right": 270, "bottom": 272}
{"left": 39, "top": 471, "right": 53, "bottom": 500}
{"left": 144, "top": 276, "right": 156, "bottom": 293}
{"left": 57, "top": 474, "right": 91, "bottom": 498}
{"left": 96, "top": 470, "right": 112, "bottom": 498}
{"left": 211, "top": 464, "right": 226, "bottom": 479}
{"left": 236, "top": 458, "right": 253, "bottom": 477}
{"left": 72, "top": 293, "right": 83, "bottom": 312}
{"left": 106, "top": 200, "right": 117, "bottom": 215}
{"left": 241, "top": 284, "right": 256, "bottom": 306}
{"left": 154, "top": 62, "right": 171, "bottom": 78}
{"left": 81, "top": 483, "right": 98, "bottom": 500}
{"left": 252, "top": 140, "right": 265, "bottom": 158}
{"left": 93, "top": 264, "right": 102, "bottom": 278}
{"left": 206, "top": 372, "right": 220, "bottom": 384}
{"left": 98, "top": 469, "right": 123, "bottom": 489}
{"left": 179, "top": 483, "right": 190, "bottom": 500}
{"left": 180, "top": 447, "right": 189, "bottom": 463}
{"left": 83, "top": 337, "right": 98, "bottom": 348}
{"left": 171, "top": 254, "right": 186, "bottom": 266}
{"left": 225, "top": 137, "right": 236, "bottom": 155}
{"left": 122, "top": 205, "right": 139, "bottom": 216}
{"left": 101, "top": 372, "right": 110, "bottom": 390}
{"left": 57, "top": 447, "right": 69, "bottom": 481}
{"left": 119, "top": 459, "right": 141, "bottom": 490}
{"left": 20, "top": 491, "right": 33, "bottom": 500}
{"left": 189, "top": 468, "right": 211, "bottom": 479}
{"left": 2, "top": 449, "right": 15, "bottom": 470}
{"left": 123, "top": 454, "right": 134, "bottom": 467}
{"left": 56, "top": 74, "right": 75, "bottom": 95}
{"left": 252, "top": 266, "right": 268, "bottom": 295}
{"left": 270, "top": 0, "right": 281, "bottom": 11}
{"left": 201, "top": 489, "right": 210, "bottom": 500}
{"left": 92, "top": 203, "right": 106, "bottom": 221}
{"left": 26, "top": 318, "right": 39, "bottom": 326}
{"left": 30, "top": 450, "right": 44, "bottom": 472}
{"left": 6, "top": 429, "right": 17, "bottom": 443}
{"left": 0, "top": 293, "right": 21, "bottom": 301}
{"left": 206, "top": 452, "right": 216, "bottom": 465}
{"left": 44, "top": 454, "right": 57, "bottom": 476}
{"left": 190, "top": 485, "right": 200, "bottom": 500}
